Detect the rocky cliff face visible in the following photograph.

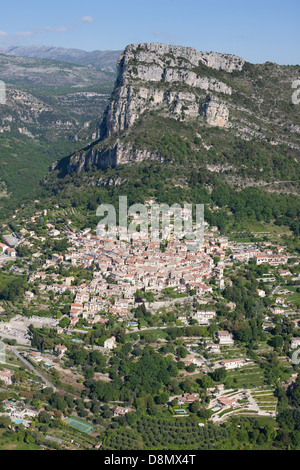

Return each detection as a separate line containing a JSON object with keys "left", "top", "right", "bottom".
{"left": 51, "top": 43, "right": 300, "bottom": 178}
{"left": 58, "top": 140, "right": 162, "bottom": 174}
{"left": 202, "top": 98, "right": 230, "bottom": 127}
{"left": 54, "top": 43, "right": 245, "bottom": 174}
{"left": 101, "top": 43, "right": 244, "bottom": 137}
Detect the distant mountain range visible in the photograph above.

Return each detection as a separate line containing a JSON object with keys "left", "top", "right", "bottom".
{"left": 0, "top": 53, "right": 116, "bottom": 211}
{"left": 0, "top": 45, "right": 122, "bottom": 71}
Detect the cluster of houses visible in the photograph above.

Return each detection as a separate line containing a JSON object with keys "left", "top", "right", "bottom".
{"left": 12, "top": 217, "right": 287, "bottom": 348}
{"left": 2, "top": 211, "right": 294, "bottom": 366}
{"left": 291, "top": 337, "right": 300, "bottom": 350}
{"left": 169, "top": 393, "right": 200, "bottom": 405}
{"left": 0, "top": 397, "right": 38, "bottom": 426}
{"left": 216, "top": 331, "right": 234, "bottom": 345}
{"left": 0, "top": 242, "right": 16, "bottom": 258}
{"left": 191, "top": 311, "right": 216, "bottom": 326}
{"left": 231, "top": 245, "right": 288, "bottom": 266}
{"left": 10, "top": 209, "right": 291, "bottom": 334}
{"left": 26, "top": 228, "right": 237, "bottom": 325}
{"left": 0, "top": 369, "right": 14, "bottom": 385}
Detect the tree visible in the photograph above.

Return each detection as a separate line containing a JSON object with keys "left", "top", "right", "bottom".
{"left": 187, "top": 363, "right": 196, "bottom": 373}
{"left": 176, "top": 346, "right": 188, "bottom": 359}
{"left": 102, "top": 406, "right": 113, "bottom": 419}
{"left": 58, "top": 317, "right": 70, "bottom": 328}
{"left": 155, "top": 392, "right": 169, "bottom": 404}
{"left": 168, "top": 363, "right": 179, "bottom": 377}
{"left": 197, "top": 408, "right": 211, "bottom": 420}
{"left": 84, "top": 367, "right": 95, "bottom": 380}
{"left": 190, "top": 401, "right": 200, "bottom": 413}
{"left": 200, "top": 375, "right": 214, "bottom": 389}
{"left": 291, "top": 430, "right": 300, "bottom": 449}
{"left": 24, "top": 433, "right": 35, "bottom": 444}
{"left": 53, "top": 239, "right": 68, "bottom": 253}
{"left": 0, "top": 416, "right": 11, "bottom": 428}
{"left": 212, "top": 368, "right": 227, "bottom": 383}
{"left": 13, "top": 370, "right": 26, "bottom": 383}
{"left": 271, "top": 336, "right": 284, "bottom": 350}
{"left": 69, "top": 349, "right": 88, "bottom": 365}
{"left": 89, "top": 350, "right": 106, "bottom": 369}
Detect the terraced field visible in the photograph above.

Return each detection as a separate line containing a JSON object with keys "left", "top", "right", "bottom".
{"left": 251, "top": 390, "right": 277, "bottom": 413}
{"left": 226, "top": 365, "right": 267, "bottom": 389}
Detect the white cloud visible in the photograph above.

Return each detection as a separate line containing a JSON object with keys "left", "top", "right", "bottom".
{"left": 16, "top": 31, "right": 33, "bottom": 37}
{"left": 56, "top": 26, "right": 68, "bottom": 33}
{"left": 0, "top": 17, "right": 90, "bottom": 44}
{"left": 81, "top": 16, "right": 94, "bottom": 23}
{"left": 45, "top": 26, "right": 69, "bottom": 33}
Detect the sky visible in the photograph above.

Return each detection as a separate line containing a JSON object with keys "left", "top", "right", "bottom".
{"left": 0, "top": 0, "right": 299, "bottom": 64}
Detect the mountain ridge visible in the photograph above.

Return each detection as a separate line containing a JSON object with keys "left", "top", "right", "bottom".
{"left": 0, "top": 45, "right": 121, "bottom": 71}
{"left": 51, "top": 42, "right": 300, "bottom": 182}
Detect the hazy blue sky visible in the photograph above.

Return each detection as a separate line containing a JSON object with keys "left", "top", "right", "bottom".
{"left": 0, "top": 0, "right": 299, "bottom": 64}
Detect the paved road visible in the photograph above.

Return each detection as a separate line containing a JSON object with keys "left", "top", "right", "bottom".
{"left": 9, "top": 346, "right": 57, "bottom": 390}
{"left": 138, "top": 325, "right": 186, "bottom": 332}
{"left": 272, "top": 284, "right": 282, "bottom": 296}
{"left": 187, "top": 347, "right": 212, "bottom": 372}
{"left": 9, "top": 347, "right": 83, "bottom": 398}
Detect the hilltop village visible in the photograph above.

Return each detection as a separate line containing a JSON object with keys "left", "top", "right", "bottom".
{"left": 0, "top": 200, "right": 300, "bottom": 450}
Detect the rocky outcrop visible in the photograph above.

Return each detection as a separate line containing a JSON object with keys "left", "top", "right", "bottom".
{"left": 46, "top": 42, "right": 300, "bottom": 184}
{"left": 55, "top": 140, "right": 162, "bottom": 174}
{"left": 120, "top": 43, "right": 245, "bottom": 73}
{"left": 202, "top": 98, "right": 229, "bottom": 127}
{"left": 52, "top": 43, "right": 246, "bottom": 174}
{"left": 101, "top": 43, "right": 244, "bottom": 137}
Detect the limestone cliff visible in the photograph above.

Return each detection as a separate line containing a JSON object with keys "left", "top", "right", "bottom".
{"left": 202, "top": 98, "right": 230, "bottom": 127}
{"left": 53, "top": 43, "right": 245, "bottom": 174}
{"left": 59, "top": 140, "right": 162, "bottom": 174}
{"left": 51, "top": 42, "right": 300, "bottom": 178}
{"left": 101, "top": 43, "right": 244, "bottom": 137}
